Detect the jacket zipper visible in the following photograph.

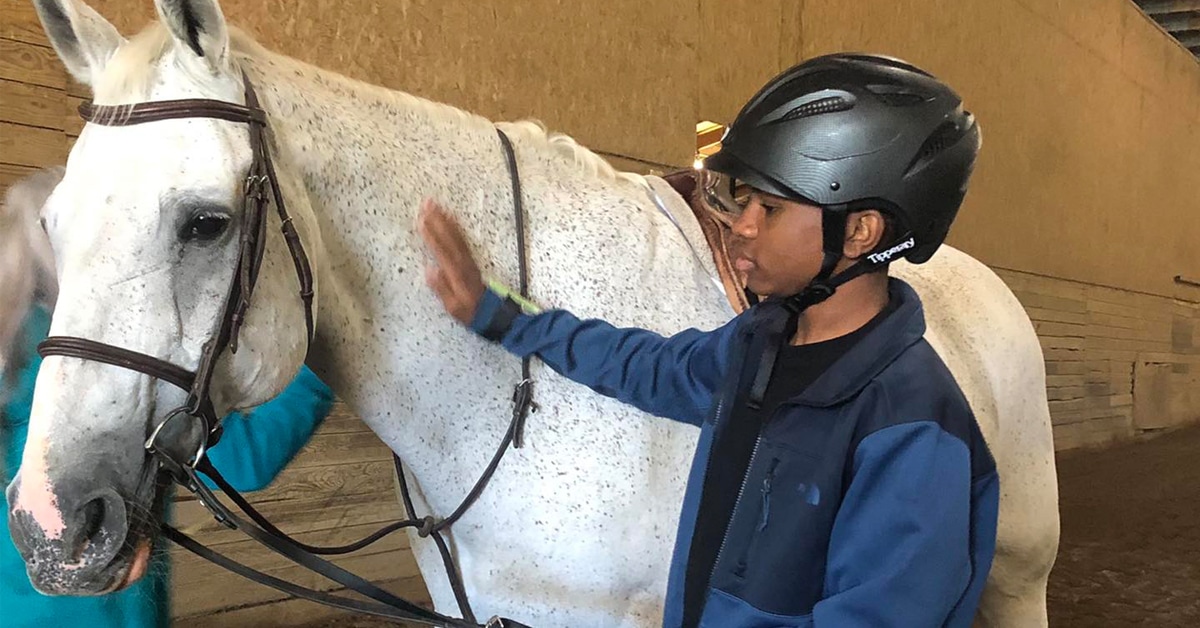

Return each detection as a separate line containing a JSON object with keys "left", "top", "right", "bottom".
{"left": 693, "top": 335, "right": 771, "bottom": 618}
{"left": 707, "top": 431, "right": 762, "bottom": 589}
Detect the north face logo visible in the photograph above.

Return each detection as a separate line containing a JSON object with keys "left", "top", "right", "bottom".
{"left": 797, "top": 482, "right": 821, "bottom": 506}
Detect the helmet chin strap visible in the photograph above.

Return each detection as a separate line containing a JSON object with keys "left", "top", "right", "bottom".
{"left": 746, "top": 206, "right": 898, "bottom": 409}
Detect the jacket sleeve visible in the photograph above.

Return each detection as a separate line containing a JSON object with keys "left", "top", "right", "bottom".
{"left": 204, "top": 366, "right": 335, "bottom": 492}
{"left": 471, "top": 289, "right": 739, "bottom": 426}
{"left": 812, "top": 420, "right": 994, "bottom": 627}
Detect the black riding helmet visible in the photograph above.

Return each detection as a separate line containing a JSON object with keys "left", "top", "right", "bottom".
{"left": 703, "top": 52, "right": 982, "bottom": 307}
{"left": 701, "top": 53, "right": 982, "bottom": 410}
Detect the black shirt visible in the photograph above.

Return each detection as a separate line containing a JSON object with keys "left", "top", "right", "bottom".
{"left": 757, "top": 296, "right": 901, "bottom": 417}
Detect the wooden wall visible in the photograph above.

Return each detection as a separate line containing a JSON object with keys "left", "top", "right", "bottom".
{"left": 0, "top": 1, "right": 71, "bottom": 188}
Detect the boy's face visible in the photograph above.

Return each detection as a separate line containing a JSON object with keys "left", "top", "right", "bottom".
{"left": 728, "top": 185, "right": 827, "bottom": 298}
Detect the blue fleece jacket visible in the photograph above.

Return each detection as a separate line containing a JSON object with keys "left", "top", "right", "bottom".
{"left": 1, "top": 306, "right": 334, "bottom": 627}
{"left": 472, "top": 278, "right": 999, "bottom": 627}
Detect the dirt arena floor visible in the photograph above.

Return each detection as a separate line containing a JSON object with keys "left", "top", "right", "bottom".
{"left": 311, "top": 425, "right": 1200, "bottom": 627}
{"left": 1047, "top": 425, "right": 1200, "bottom": 627}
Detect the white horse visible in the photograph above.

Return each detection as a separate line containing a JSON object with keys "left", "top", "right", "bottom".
{"left": 8, "top": 0, "right": 1058, "bottom": 625}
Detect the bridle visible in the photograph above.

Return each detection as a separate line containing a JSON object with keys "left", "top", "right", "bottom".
{"left": 41, "top": 75, "right": 314, "bottom": 478}
{"left": 36, "top": 74, "right": 535, "bottom": 628}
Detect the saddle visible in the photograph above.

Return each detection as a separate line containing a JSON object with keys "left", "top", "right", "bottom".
{"left": 661, "top": 169, "right": 752, "bottom": 315}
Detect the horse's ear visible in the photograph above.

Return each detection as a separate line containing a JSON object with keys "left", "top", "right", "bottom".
{"left": 33, "top": 0, "right": 125, "bottom": 86}
{"left": 153, "top": 0, "right": 230, "bottom": 74}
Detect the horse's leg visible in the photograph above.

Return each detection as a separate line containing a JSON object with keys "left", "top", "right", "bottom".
{"left": 975, "top": 546, "right": 1055, "bottom": 628}
{"left": 976, "top": 438, "right": 1060, "bottom": 628}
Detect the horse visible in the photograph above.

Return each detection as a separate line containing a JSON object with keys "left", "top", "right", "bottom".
{"left": 8, "top": 0, "right": 1059, "bottom": 625}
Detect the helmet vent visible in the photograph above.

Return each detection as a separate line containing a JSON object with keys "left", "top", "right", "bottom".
{"left": 778, "top": 96, "right": 853, "bottom": 122}
{"left": 865, "top": 83, "right": 931, "bottom": 107}
{"left": 905, "top": 121, "right": 965, "bottom": 177}
{"left": 875, "top": 91, "right": 927, "bottom": 107}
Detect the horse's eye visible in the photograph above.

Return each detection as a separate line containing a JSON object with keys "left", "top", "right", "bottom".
{"left": 182, "top": 213, "right": 230, "bottom": 242}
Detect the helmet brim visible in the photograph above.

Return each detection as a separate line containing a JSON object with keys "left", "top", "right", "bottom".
{"left": 703, "top": 150, "right": 811, "bottom": 204}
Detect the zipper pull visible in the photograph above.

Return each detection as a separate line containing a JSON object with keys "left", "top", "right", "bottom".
{"left": 758, "top": 459, "right": 779, "bottom": 532}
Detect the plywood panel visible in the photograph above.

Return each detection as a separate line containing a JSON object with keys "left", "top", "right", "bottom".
{"left": 309, "top": 411, "right": 379, "bottom": 434}
{"left": 0, "top": 78, "right": 63, "bottom": 129}
{"left": 174, "top": 577, "right": 427, "bottom": 627}
{"left": 1007, "top": 0, "right": 1126, "bottom": 70}
{"left": 0, "top": 121, "right": 67, "bottom": 167}
{"left": 291, "top": 430, "right": 397, "bottom": 467}
{"left": 64, "top": 95, "right": 86, "bottom": 136}
{"left": 0, "top": 0, "right": 52, "bottom": 47}
{"left": 66, "top": 77, "right": 90, "bottom": 99}
{"left": 1134, "top": 361, "right": 1200, "bottom": 430}
{"left": 238, "top": 458, "right": 400, "bottom": 505}
{"left": 86, "top": 0, "right": 698, "bottom": 165}
{"left": 697, "top": 0, "right": 789, "bottom": 125}
{"left": 171, "top": 524, "right": 423, "bottom": 617}
{"left": 0, "top": 37, "right": 65, "bottom": 89}
{"left": 0, "top": 162, "right": 38, "bottom": 190}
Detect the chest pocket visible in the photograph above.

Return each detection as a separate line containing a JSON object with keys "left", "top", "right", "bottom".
{"left": 716, "top": 438, "right": 844, "bottom": 617}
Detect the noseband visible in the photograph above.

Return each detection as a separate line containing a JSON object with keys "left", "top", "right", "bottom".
{"left": 35, "top": 74, "right": 533, "bottom": 628}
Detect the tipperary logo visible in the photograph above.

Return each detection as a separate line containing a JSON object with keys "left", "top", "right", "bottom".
{"left": 867, "top": 237, "right": 916, "bottom": 265}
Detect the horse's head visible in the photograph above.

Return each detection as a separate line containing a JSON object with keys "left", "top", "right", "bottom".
{"left": 6, "top": 0, "right": 313, "bottom": 595}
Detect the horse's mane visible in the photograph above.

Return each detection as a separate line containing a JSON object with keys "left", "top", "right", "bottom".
{"left": 96, "top": 23, "right": 647, "bottom": 187}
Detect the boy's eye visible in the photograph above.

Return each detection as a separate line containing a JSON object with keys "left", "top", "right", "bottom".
{"left": 732, "top": 184, "right": 753, "bottom": 209}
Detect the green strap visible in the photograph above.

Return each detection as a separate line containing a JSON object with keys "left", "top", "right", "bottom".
{"left": 484, "top": 276, "right": 543, "bottom": 315}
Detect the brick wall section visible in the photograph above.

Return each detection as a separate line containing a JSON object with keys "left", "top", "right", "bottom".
{"left": 996, "top": 268, "right": 1200, "bottom": 450}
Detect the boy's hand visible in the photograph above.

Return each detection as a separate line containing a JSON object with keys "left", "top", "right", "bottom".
{"left": 417, "top": 198, "right": 485, "bottom": 326}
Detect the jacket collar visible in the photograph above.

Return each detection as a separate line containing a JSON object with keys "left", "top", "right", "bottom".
{"left": 785, "top": 277, "right": 927, "bottom": 408}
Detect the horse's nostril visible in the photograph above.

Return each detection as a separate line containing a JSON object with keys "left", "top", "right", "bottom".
{"left": 57, "top": 490, "right": 126, "bottom": 568}
{"left": 73, "top": 498, "right": 107, "bottom": 562}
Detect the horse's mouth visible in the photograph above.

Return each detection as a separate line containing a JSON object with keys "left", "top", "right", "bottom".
{"left": 101, "top": 537, "right": 152, "bottom": 593}
{"left": 30, "top": 533, "right": 154, "bottom": 596}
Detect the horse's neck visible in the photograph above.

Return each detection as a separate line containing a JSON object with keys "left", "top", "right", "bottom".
{"left": 241, "top": 52, "right": 672, "bottom": 438}
{"left": 245, "top": 53, "right": 508, "bottom": 214}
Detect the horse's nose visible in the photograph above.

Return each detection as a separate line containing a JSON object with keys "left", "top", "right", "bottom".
{"left": 7, "top": 478, "right": 129, "bottom": 592}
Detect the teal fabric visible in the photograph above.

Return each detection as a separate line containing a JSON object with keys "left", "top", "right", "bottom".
{"left": 2, "top": 306, "right": 333, "bottom": 627}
